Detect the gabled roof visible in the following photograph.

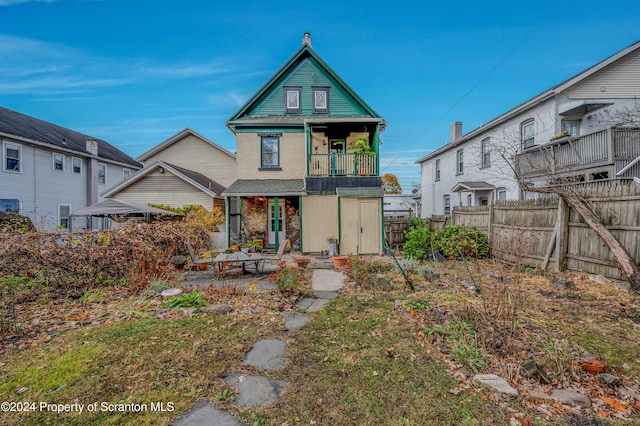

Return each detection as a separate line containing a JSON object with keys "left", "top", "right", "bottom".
{"left": 416, "top": 40, "right": 640, "bottom": 164}
{"left": 0, "top": 106, "right": 141, "bottom": 168}
{"left": 135, "top": 128, "right": 236, "bottom": 162}
{"left": 451, "top": 181, "right": 495, "bottom": 192}
{"left": 102, "top": 160, "right": 226, "bottom": 198}
{"left": 226, "top": 43, "right": 384, "bottom": 131}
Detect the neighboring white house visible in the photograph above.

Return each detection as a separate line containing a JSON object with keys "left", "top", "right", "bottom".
{"left": 0, "top": 106, "right": 141, "bottom": 231}
{"left": 416, "top": 40, "right": 640, "bottom": 217}
{"left": 383, "top": 193, "right": 419, "bottom": 218}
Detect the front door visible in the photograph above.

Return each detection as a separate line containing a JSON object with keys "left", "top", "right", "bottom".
{"left": 268, "top": 199, "right": 286, "bottom": 246}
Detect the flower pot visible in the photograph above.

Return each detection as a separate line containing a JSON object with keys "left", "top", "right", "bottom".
{"left": 198, "top": 263, "right": 208, "bottom": 270}
{"left": 293, "top": 256, "right": 310, "bottom": 269}
{"left": 332, "top": 255, "right": 347, "bottom": 268}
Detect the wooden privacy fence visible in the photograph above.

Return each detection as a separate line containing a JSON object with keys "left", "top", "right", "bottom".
{"left": 384, "top": 218, "right": 412, "bottom": 248}
{"left": 434, "top": 181, "right": 640, "bottom": 283}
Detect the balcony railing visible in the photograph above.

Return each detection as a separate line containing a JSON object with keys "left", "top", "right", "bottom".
{"left": 309, "top": 153, "right": 377, "bottom": 176}
{"left": 516, "top": 129, "right": 613, "bottom": 178}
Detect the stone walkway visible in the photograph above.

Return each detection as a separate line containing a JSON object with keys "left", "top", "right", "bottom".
{"left": 170, "top": 268, "right": 345, "bottom": 426}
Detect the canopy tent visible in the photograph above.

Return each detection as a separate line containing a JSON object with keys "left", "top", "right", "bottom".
{"left": 72, "top": 199, "right": 180, "bottom": 217}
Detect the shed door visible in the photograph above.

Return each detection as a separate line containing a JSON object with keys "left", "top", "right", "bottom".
{"left": 359, "top": 200, "right": 380, "bottom": 254}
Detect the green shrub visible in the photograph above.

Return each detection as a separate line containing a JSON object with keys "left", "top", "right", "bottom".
{"left": 431, "top": 226, "right": 489, "bottom": 259}
{"left": 402, "top": 218, "right": 435, "bottom": 260}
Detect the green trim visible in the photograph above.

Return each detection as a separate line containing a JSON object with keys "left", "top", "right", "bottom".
{"left": 337, "top": 196, "right": 342, "bottom": 255}
{"left": 274, "top": 196, "right": 280, "bottom": 252}
{"left": 260, "top": 135, "right": 280, "bottom": 169}
{"left": 380, "top": 197, "right": 385, "bottom": 252}
{"left": 235, "top": 127, "right": 303, "bottom": 133}
{"left": 225, "top": 197, "right": 230, "bottom": 247}
{"left": 299, "top": 196, "right": 303, "bottom": 252}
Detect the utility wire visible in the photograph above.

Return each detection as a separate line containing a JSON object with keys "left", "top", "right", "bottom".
{"left": 381, "top": 0, "right": 571, "bottom": 173}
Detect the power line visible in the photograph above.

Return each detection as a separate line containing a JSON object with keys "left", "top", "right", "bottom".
{"left": 381, "top": 0, "right": 571, "bottom": 173}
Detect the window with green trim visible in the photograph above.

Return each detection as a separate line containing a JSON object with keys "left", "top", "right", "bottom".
{"left": 261, "top": 136, "right": 280, "bottom": 168}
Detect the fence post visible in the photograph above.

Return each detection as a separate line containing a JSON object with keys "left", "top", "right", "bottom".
{"left": 488, "top": 203, "right": 495, "bottom": 255}
{"left": 555, "top": 197, "right": 570, "bottom": 271}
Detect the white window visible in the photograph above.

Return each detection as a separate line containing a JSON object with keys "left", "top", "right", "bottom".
{"left": 284, "top": 87, "right": 301, "bottom": 114}
{"left": 467, "top": 194, "right": 472, "bottom": 206}
{"left": 312, "top": 87, "right": 329, "bottom": 113}
{"left": 435, "top": 159, "right": 441, "bottom": 181}
{"left": 72, "top": 157, "right": 82, "bottom": 174}
{"left": 562, "top": 120, "right": 579, "bottom": 137}
{"left": 97, "top": 163, "right": 106, "bottom": 184}
{"left": 522, "top": 119, "right": 535, "bottom": 148}
{"left": 496, "top": 188, "right": 507, "bottom": 201}
{"left": 3, "top": 142, "right": 21, "bottom": 172}
{"left": 53, "top": 153, "right": 65, "bottom": 171}
{"left": 58, "top": 204, "right": 71, "bottom": 230}
{"left": 456, "top": 149, "right": 464, "bottom": 175}
{"left": 443, "top": 195, "right": 451, "bottom": 215}
{"left": 481, "top": 138, "right": 491, "bottom": 168}
{"left": 123, "top": 168, "right": 131, "bottom": 179}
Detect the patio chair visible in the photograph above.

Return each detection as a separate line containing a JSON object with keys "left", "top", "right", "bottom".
{"left": 257, "top": 239, "right": 290, "bottom": 273}
{"left": 261, "top": 239, "right": 290, "bottom": 262}
{"left": 185, "top": 241, "right": 216, "bottom": 266}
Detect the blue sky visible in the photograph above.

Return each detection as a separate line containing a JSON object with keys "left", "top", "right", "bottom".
{"left": 1, "top": 0, "right": 639, "bottom": 192}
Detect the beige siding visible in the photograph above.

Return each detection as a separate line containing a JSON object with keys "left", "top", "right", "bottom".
{"left": 143, "top": 134, "right": 237, "bottom": 187}
{"left": 236, "top": 133, "right": 306, "bottom": 180}
{"left": 301, "top": 195, "right": 338, "bottom": 252}
{"left": 565, "top": 49, "right": 640, "bottom": 99}
{"left": 111, "top": 172, "right": 215, "bottom": 209}
{"left": 340, "top": 198, "right": 382, "bottom": 254}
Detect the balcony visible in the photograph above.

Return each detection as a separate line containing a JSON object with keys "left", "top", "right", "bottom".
{"left": 309, "top": 153, "right": 377, "bottom": 177}
{"left": 515, "top": 128, "right": 640, "bottom": 180}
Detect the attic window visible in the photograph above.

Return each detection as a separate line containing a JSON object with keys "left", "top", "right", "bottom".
{"left": 284, "top": 87, "right": 301, "bottom": 114}
{"left": 312, "top": 87, "right": 329, "bottom": 113}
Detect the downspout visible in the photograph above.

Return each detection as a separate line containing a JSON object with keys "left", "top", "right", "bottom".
{"left": 299, "top": 196, "right": 303, "bottom": 252}
{"left": 380, "top": 196, "right": 385, "bottom": 254}
{"left": 225, "top": 196, "right": 230, "bottom": 248}
{"left": 274, "top": 196, "right": 279, "bottom": 252}
{"left": 337, "top": 196, "right": 342, "bottom": 255}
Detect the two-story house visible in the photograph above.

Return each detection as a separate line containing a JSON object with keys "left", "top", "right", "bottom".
{"left": 0, "top": 106, "right": 141, "bottom": 231}
{"left": 223, "top": 33, "right": 386, "bottom": 254}
{"left": 102, "top": 128, "right": 235, "bottom": 212}
{"left": 416, "top": 40, "right": 640, "bottom": 217}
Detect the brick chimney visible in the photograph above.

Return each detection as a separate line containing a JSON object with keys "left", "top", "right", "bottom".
{"left": 85, "top": 138, "right": 98, "bottom": 155}
{"left": 450, "top": 122, "right": 462, "bottom": 142}
{"left": 302, "top": 32, "right": 312, "bottom": 47}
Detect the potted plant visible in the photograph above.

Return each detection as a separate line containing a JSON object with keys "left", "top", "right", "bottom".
{"left": 247, "top": 240, "right": 262, "bottom": 253}
{"left": 348, "top": 137, "right": 373, "bottom": 175}
{"left": 327, "top": 236, "right": 338, "bottom": 256}
{"left": 293, "top": 256, "right": 310, "bottom": 269}
{"left": 170, "top": 255, "right": 189, "bottom": 270}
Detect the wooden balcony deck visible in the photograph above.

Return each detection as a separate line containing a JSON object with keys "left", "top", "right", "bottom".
{"left": 516, "top": 128, "right": 640, "bottom": 179}
{"left": 309, "top": 153, "right": 377, "bottom": 177}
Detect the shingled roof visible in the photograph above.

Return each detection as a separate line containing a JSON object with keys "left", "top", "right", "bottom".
{"left": 0, "top": 106, "right": 141, "bottom": 168}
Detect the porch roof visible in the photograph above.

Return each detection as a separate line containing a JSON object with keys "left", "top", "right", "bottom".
{"left": 223, "top": 179, "right": 306, "bottom": 197}
{"left": 451, "top": 181, "right": 495, "bottom": 192}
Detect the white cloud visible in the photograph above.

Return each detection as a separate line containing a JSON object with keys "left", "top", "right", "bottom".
{"left": 0, "top": 0, "right": 54, "bottom": 6}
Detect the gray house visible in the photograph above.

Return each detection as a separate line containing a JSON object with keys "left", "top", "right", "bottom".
{"left": 416, "top": 40, "right": 640, "bottom": 217}
{"left": 0, "top": 106, "right": 141, "bottom": 231}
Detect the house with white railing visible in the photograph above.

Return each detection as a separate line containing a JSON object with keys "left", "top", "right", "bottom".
{"left": 416, "top": 41, "right": 640, "bottom": 217}
{"left": 223, "top": 33, "right": 386, "bottom": 254}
